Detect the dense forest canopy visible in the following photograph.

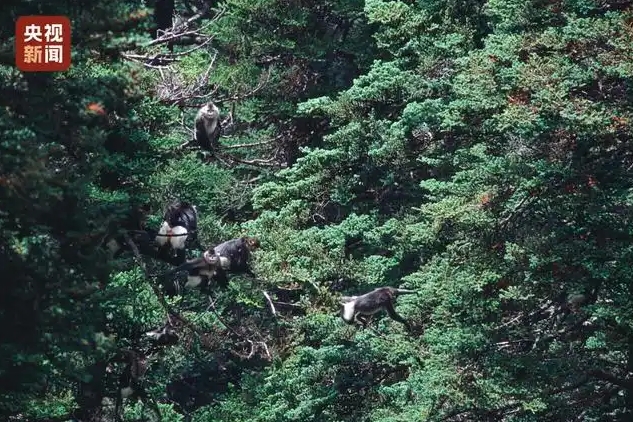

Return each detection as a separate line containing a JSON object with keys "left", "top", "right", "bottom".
{"left": 2, "top": 0, "right": 633, "bottom": 421}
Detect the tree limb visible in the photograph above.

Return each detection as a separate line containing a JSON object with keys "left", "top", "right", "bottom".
{"left": 262, "top": 290, "right": 277, "bottom": 316}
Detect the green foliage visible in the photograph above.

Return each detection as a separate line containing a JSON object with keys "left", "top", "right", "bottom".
{"left": 218, "top": 0, "right": 633, "bottom": 421}
{"left": 7, "top": 0, "right": 633, "bottom": 420}
{"left": 0, "top": 0, "right": 171, "bottom": 419}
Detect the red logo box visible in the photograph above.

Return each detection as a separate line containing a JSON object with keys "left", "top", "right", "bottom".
{"left": 15, "top": 16, "right": 71, "bottom": 72}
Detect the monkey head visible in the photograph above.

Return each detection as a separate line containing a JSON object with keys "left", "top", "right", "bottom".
{"left": 245, "top": 236, "right": 260, "bottom": 250}
{"left": 201, "top": 102, "right": 219, "bottom": 117}
{"left": 203, "top": 250, "right": 219, "bottom": 265}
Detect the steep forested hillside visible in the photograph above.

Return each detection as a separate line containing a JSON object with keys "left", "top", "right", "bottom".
{"left": 2, "top": 0, "right": 633, "bottom": 421}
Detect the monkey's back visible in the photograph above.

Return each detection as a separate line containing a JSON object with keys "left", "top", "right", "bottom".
{"left": 214, "top": 238, "right": 245, "bottom": 256}
{"left": 165, "top": 205, "right": 197, "bottom": 231}
{"left": 353, "top": 288, "right": 394, "bottom": 314}
{"left": 213, "top": 238, "right": 250, "bottom": 271}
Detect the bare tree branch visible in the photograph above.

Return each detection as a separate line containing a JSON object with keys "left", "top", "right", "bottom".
{"left": 212, "top": 69, "right": 273, "bottom": 104}
{"left": 122, "top": 6, "right": 225, "bottom": 69}
{"left": 262, "top": 290, "right": 277, "bottom": 317}
{"left": 155, "top": 50, "right": 219, "bottom": 104}
{"left": 207, "top": 296, "right": 273, "bottom": 361}
{"left": 222, "top": 135, "right": 282, "bottom": 150}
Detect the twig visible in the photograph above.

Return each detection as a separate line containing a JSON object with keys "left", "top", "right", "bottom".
{"left": 206, "top": 298, "right": 273, "bottom": 361}
{"left": 259, "top": 341, "right": 272, "bottom": 359}
{"left": 222, "top": 140, "right": 275, "bottom": 150}
{"left": 206, "top": 295, "right": 217, "bottom": 311}
{"left": 497, "top": 194, "right": 533, "bottom": 229}
{"left": 239, "top": 176, "right": 262, "bottom": 185}
{"left": 223, "top": 153, "right": 281, "bottom": 168}
{"left": 178, "top": 139, "right": 196, "bottom": 150}
{"left": 148, "top": 6, "right": 225, "bottom": 47}
{"left": 222, "top": 135, "right": 281, "bottom": 150}
{"left": 262, "top": 290, "right": 277, "bottom": 316}
{"left": 206, "top": 298, "right": 247, "bottom": 338}
{"left": 213, "top": 68, "right": 273, "bottom": 104}
{"left": 271, "top": 301, "right": 302, "bottom": 309}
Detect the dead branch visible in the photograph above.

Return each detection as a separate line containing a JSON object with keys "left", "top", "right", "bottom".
{"left": 149, "top": 6, "right": 225, "bottom": 47}
{"left": 220, "top": 110, "right": 233, "bottom": 127}
{"left": 120, "top": 52, "right": 179, "bottom": 67}
{"left": 222, "top": 135, "right": 282, "bottom": 150}
{"left": 271, "top": 301, "right": 303, "bottom": 309}
{"left": 160, "top": 60, "right": 271, "bottom": 109}
{"left": 262, "top": 290, "right": 277, "bottom": 316}
{"left": 150, "top": 19, "right": 217, "bottom": 47}
{"left": 220, "top": 150, "right": 283, "bottom": 168}
{"left": 588, "top": 369, "right": 633, "bottom": 389}
{"left": 212, "top": 69, "right": 272, "bottom": 104}
{"left": 497, "top": 193, "right": 535, "bottom": 229}
{"left": 122, "top": 6, "right": 223, "bottom": 68}
{"left": 156, "top": 50, "right": 219, "bottom": 105}
{"left": 178, "top": 139, "right": 196, "bottom": 150}
{"left": 207, "top": 297, "right": 273, "bottom": 361}
{"left": 148, "top": 36, "right": 215, "bottom": 61}
{"left": 259, "top": 341, "right": 272, "bottom": 360}
{"left": 238, "top": 176, "right": 263, "bottom": 186}
{"left": 493, "top": 300, "right": 555, "bottom": 331}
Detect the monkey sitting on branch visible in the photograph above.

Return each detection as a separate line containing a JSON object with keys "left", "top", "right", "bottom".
{"left": 145, "top": 320, "right": 179, "bottom": 347}
{"left": 110, "top": 349, "right": 161, "bottom": 422}
{"left": 155, "top": 200, "right": 202, "bottom": 265}
{"left": 211, "top": 236, "right": 261, "bottom": 277}
{"left": 160, "top": 249, "right": 224, "bottom": 294}
{"left": 340, "top": 287, "right": 417, "bottom": 331}
{"left": 178, "top": 101, "right": 223, "bottom": 158}
{"left": 161, "top": 236, "right": 261, "bottom": 294}
{"left": 195, "top": 101, "right": 222, "bottom": 152}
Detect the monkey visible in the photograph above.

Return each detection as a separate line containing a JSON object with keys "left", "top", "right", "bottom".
{"left": 212, "top": 236, "right": 260, "bottom": 276}
{"left": 103, "top": 204, "right": 154, "bottom": 258}
{"left": 145, "top": 322, "right": 179, "bottom": 347}
{"left": 194, "top": 102, "right": 222, "bottom": 153}
{"left": 106, "top": 229, "right": 158, "bottom": 257}
{"left": 162, "top": 200, "right": 198, "bottom": 231}
{"left": 112, "top": 349, "right": 160, "bottom": 422}
{"left": 155, "top": 200, "right": 202, "bottom": 265}
{"left": 155, "top": 221, "right": 188, "bottom": 249}
{"left": 104, "top": 224, "right": 190, "bottom": 266}
{"left": 340, "top": 287, "right": 417, "bottom": 331}
{"left": 160, "top": 236, "right": 260, "bottom": 294}
{"left": 162, "top": 249, "right": 227, "bottom": 292}
{"left": 145, "top": 314, "right": 183, "bottom": 346}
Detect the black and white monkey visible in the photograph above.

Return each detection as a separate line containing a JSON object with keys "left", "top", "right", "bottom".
{"left": 145, "top": 321, "right": 179, "bottom": 347}
{"left": 162, "top": 236, "right": 260, "bottom": 293}
{"left": 155, "top": 200, "right": 202, "bottom": 265}
{"left": 195, "top": 101, "right": 222, "bottom": 152}
{"left": 104, "top": 204, "right": 158, "bottom": 258}
{"left": 163, "top": 249, "right": 226, "bottom": 292}
{"left": 111, "top": 349, "right": 160, "bottom": 422}
{"left": 212, "top": 236, "right": 260, "bottom": 276}
{"left": 105, "top": 229, "right": 158, "bottom": 258}
{"left": 340, "top": 287, "right": 417, "bottom": 330}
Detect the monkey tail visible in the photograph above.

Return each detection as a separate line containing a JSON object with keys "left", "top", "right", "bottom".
{"left": 395, "top": 289, "right": 418, "bottom": 295}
